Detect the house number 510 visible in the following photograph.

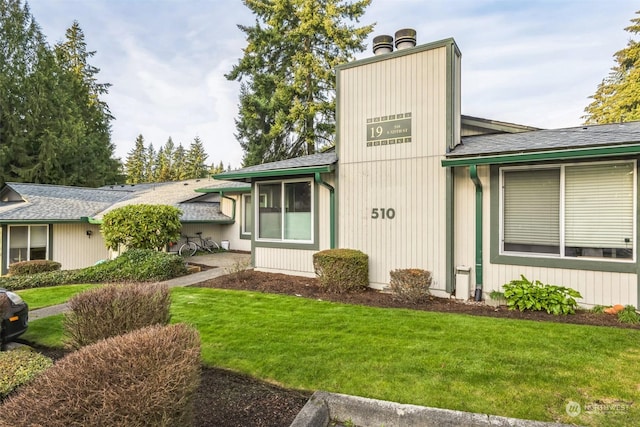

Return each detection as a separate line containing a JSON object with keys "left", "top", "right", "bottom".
{"left": 371, "top": 208, "right": 396, "bottom": 219}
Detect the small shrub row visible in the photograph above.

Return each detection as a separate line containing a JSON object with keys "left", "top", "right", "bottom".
{"left": 1, "top": 324, "right": 201, "bottom": 427}
{"left": 0, "top": 348, "right": 53, "bottom": 400}
{"left": 64, "top": 283, "right": 172, "bottom": 349}
{"left": 0, "top": 249, "right": 187, "bottom": 291}
{"left": 503, "top": 275, "right": 582, "bottom": 315}
{"left": 389, "top": 268, "right": 432, "bottom": 303}
{"left": 8, "top": 260, "right": 61, "bottom": 276}
{"left": 594, "top": 304, "right": 640, "bottom": 324}
{"left": 313, "top": 249, "right": 368, "bottom": 293}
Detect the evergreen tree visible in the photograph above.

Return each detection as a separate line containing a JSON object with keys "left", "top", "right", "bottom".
{"left": 156, "top": 137, "right": 175, "bottom": 181}
{"left": 172, "top": 143, "right": 187, "bottom": 180}
{"left": 145, "top": 143, "right": 156, "bottom": 182}
{"left": 0, "top": 2, "right": 120, "bottom": 186}
{"left": 227, "top": 0, "right": 373, "bottom": 165}
{"left": 185, "top": 136, "right": 208, "bottom": 179}
{"left": 210, "top": 160, "right": 225, "bottom": 175}
{"left": 584, "top": 10, "right": 640, "bottom": 124}
{"left": 124, "top": 134, "right": 146, "bottom": 183}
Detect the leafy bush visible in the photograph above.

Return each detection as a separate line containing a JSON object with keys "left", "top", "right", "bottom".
{"left": 313, "top": 249, "right": 368, "bottom": 293}
{"left": 101, "top": 204, "right": 182, "bottom": 251}
{"left": 64, "top": 282, "right": 172, "bottom": 349}
{"left": 0, "top": 270, "right": 76, "bottom": 291}
{"left": 0, "top": 250, "right": 187, "bottom": 291}
{"left": 74, "top": 249, "right": 187, "bottom": 283}
{"left": 1, "top": 324, "right": 201, "bottom": 427}
{"left": 591, "top": 305, "right": 607, "bottom": 314}
{"left": 617, "top": 305, "right": 640, "bottom": 324}
{"left": 0, "top": 348, "right": 53, "bottom": 399}
{"left": 8, "top": 260, "right": 61, "bottom": 276}
{"left": 389, "top": 268, "right": 432, "bottom": 303}
{"left": 502, "top": 275, "right": 582, "bottom": 315}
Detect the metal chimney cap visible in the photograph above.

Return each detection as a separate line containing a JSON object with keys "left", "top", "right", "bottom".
{"left": 394, "top": 28, "right": 417, "bottom": 49}
{"left": 372, "top": 34, "right": 394, "bottom": 55}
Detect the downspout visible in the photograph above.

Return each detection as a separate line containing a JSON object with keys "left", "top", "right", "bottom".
{"left": 469, "top": 165, "right": 483, "bottom": 301}
{"left": 219, "top": 192, "right": 236, "bottom": 221}
{"left": 314, "top": 172, "right": 335, "bottom": 249}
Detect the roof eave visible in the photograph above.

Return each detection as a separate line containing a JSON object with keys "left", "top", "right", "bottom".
{"left": 442, "top": 143, "right": 640, "bottom": 167}
{"left": 213, "top": 164, "right": 335, "bottom": 181}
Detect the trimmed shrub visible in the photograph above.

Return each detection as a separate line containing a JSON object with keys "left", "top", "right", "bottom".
{"left": 1, "top": 324, "right": 201, "bottom": 427}
{"left": 8, "top": 260, "right": 61, "bottom": 276}
{"left": 313, "top": 249, "right": 368, "bottom": 293}
{"left": 389, "top": 268, "right": 432, "bottom": 303}
{"left": 64, "top": 283, "right": 171, "bottom": 349}
{"left": 0, "top": 348, "right": 53, "bottom": 399}
{"left": 503, "top": 275, "right": 582, "bottom": 315}
{"left": 617, "top": 305, "right": 640, "bottom": 324}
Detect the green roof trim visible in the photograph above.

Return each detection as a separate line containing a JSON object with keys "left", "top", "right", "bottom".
{"left": 441, "top": 143, "right": 640, "bottom": 167}
{"left": 214, "top": 164, "right": 335, "bottom": 181}
{"left": 195, "top": 186, "right": 251, "bottom": 194}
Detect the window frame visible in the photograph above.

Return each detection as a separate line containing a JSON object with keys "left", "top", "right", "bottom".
{"left": 498, "top": 160, "right": 636, "bottom": 263}
{"left": 7, "top": 224, "right": 50, "bottom": 266}
{"left": 240, "top": 193, "right": 252, "bottom": 239}
{"left": 254, "top": 178, "right": 315, "bottom": 245}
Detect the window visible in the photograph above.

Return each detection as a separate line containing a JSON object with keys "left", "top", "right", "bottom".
{"left": 8, "top": 225, "right": 48, "bottom": 264}
{"left": 242, "top": 194, "right": 252, "bottom": 236}
{"left": 257, "top": 179, "right": 313, "bottom": 242}
{"left": 501, "top": 161, "right": 635, "bottom": 260}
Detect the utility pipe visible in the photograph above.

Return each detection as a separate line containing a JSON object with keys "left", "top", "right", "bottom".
{"left": 314, "top": 172, "right": 335, "bottom": 249}
{"left": 469, "top": 165, "right": 483, "bottom": 301}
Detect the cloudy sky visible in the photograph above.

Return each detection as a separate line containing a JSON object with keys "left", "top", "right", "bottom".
{"left": 26, "top": 0, "right": 639, "bottom": 169}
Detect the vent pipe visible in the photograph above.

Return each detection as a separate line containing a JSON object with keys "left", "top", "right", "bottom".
{"left": 372, "top": 34, "right": 393, "bottom": 55}
{"left": 394, "top": 28, "right": 417, "bottom": 50}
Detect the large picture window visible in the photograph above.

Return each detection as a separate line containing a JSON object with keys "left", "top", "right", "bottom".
{"left": 501, "top": 161, "right": 635, "bottom": 260}
{"left": 8, "top": 225, "right": 48, "bottom": 264}
{"left": 257, "top": 179, "right": 313, "bottom": 243}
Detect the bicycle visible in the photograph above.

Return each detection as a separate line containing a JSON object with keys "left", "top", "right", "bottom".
{"left": 178, "top": 232, "right": 220, "bottom": 256}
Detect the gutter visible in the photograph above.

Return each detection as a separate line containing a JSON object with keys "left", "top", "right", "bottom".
{"left": 80, "top": 216, "right": 102, "bottom": 224}
{"left": 469, "top": 165, "right": 483, "bottom": 301}
{"left": 314, "top": 172, "right": 335, "bottom": 249}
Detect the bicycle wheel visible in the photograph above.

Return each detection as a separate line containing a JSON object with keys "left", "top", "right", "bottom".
{"left": 179, "top": 241, "right": 197, "bottom": 256}
{"left": 203, "top": 239, "right": 220, "bottom": 252}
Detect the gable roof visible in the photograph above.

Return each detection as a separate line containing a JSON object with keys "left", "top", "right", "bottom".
{"left": 0, "top": 179, "right": 238, "bottom": 223}
{"left": 443, "top": 121, "right": 640, "bottom": 166}
{"left": 0, "top": 183, "right": 132, "bottom": 222}
{"left": 214, "top": 151, "right": 338, "bottom": 181}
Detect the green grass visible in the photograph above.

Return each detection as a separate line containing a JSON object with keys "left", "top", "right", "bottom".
{"left": 17, "top": 284, "right": 100, "bottom": 310}
{"left": 22, "top": 287, "right": 640, "bottom": 426}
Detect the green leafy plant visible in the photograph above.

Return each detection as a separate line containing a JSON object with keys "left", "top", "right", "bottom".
{"left": 0, "top": 348, "right": 53, "bottom": 399}
{"left": 101, "top": 204, "right": 182, "bottom": 251}
{"left": 591, "top": 305, "right": 607, "bottom": 314}
{"left": 617, "top": 305, "right": 640, "bottom": 324}
{"left": 502, "top": 275, "right": 582, "bottom": 315}
{"left": 389, "top": 268, "right": 432, "bottom": 303}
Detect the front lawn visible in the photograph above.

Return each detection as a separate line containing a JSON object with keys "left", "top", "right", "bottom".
{"left": 17, "top": 284, "right": 100, "bottom": 310}
{"left": 21, "top": 286, "right": 640, "bottom": 426}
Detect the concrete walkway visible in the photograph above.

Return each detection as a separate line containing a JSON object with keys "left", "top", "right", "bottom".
{"left": 28, "top": 252, "right": 250, "bottom": 321}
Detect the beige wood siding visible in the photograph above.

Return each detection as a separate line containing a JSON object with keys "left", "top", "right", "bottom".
{"left": 254, "top": 247, "right": 316, "bottom": 277}
{"left": 453, "top": 165, "right": 638, "bottom": 307}
{"left": 218, "top": 194, "right": 251, "bottom": 252}
{"left": 52, "top": 223, "right": 110, "bottom": 270}
{"left": 337, "top": 44, "right": 456, "bottom": 291}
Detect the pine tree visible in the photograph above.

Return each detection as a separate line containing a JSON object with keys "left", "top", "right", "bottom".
{"left": 172, "top": 143, "right": 187, "bottom": 180}
{"left": 156, "top": 137, "right": 175, "bottom": 181}
{"left": 185, "top": 136, "right": 209, "bottom": 179}
{"left": 124, "top": 134, "right": 147, "bottom": 183}
{"left": 227, "top": 0, "right": 373, "bottom": 165}
{"left": 584, "top": 10, "right": 640, "bottom": 124}
{"left": 145, "top": 143, "right": 156, "bottom": 182}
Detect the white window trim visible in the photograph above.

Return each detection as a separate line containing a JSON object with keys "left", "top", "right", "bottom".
{"left": 255, "top": 178, "right": 315, "bottom": 244}
{"left": 241, "top": 193, "right": 252, "bottom": 236}
{"left": 7, "top": 224, "right": 50, "bottom": 265}
{"left": 499, "top": 160, "right": 636, "bottom": 262}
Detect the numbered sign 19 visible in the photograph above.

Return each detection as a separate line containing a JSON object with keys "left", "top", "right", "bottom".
{"left": 371, "top": 208, "right": 395, "bottom": 219}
